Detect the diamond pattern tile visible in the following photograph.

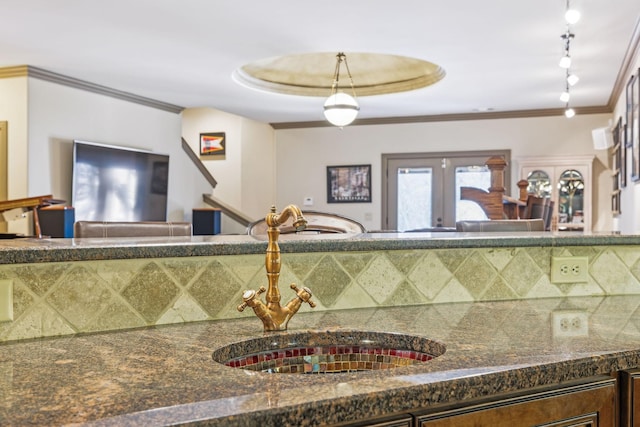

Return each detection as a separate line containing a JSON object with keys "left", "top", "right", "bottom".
{"left": 284, "top": 253, "right": 324, "bottom": 281}
{"left": 409, "top": 252, "right": 453, "bottom": 300}
{"left": 384, "top": 250, "right": 423, "bottom": 276}
{"left": 594, "top": 250, "right": 640, "bottom": 294}
{"left": 13, "top": 263, "right": 70, "bottom": 296}
{"left": 384, "top": 281, "right": 427, "bottom": 306}
{"left": 95, "top": 260, "right": 145, "bottom": 292}
{"left": 613, "top": 246, "right": 640, "bottom": 267}
{"left": 356, "top": 254, "right": 404, "bottom": 304}
{"left": 435, "top": 249, "right": 472, "bottom": 273}
{"left": 160, "top": 258, "right": 209, "bottom": 287}
{"left": 188, "top": 260, "right": 243, "bottom": 318}
{"left": 483, "top": 248, "right": 515, "bottom": 271}
{"left": 334, "top": 252, "right": 375, "bottom": 278}
{"left": 46, "top": 265, "right": 114, "bottom": 330}
{"left": 121, "top": 262, "right": 180, "bottom": 323}
{"left": 499, "top": 250, "right": 543, "bottom": 297}
{"left": 305, "top": 255, "right": 352, "bottom": 307}
{"left": 454, "top": 252, "right": 497, "bottom": 299}
{"left": 482, "top": 276, "right": 518, "bottom": 301}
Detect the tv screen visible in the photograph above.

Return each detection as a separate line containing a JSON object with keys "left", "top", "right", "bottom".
{"left": 72, "top": 140, "right": 169, "bottom": 222}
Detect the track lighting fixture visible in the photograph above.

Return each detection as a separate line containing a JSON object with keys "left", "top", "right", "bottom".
{"left": 558, "top": 1, "right": 580, "bottom": 118}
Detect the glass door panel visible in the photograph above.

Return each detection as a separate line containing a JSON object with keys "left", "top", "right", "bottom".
{"left": 454, "top": 165, "right": 490, "bottom": 222}
{"left": 386, "top": 157, "right": 443, "bottom": 231}
{"left": 557, "top": 169, "right": 584, "bottom": 224}
{"left": 397, "top": 167, "right": 433, "bottom": 231}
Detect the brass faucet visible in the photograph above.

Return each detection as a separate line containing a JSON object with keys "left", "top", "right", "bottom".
{"left": 238, "top": 205, "right": 315, "bottom": 331}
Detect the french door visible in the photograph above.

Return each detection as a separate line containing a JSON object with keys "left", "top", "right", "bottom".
{"left": 382, "top": 150, "right": 510, "bottom": 231}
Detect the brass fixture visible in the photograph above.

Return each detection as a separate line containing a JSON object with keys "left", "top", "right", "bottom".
{"left": 238, "top": 205, "right": 315, "bottom": 331}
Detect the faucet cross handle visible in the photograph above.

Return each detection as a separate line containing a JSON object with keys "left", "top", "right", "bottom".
{"left": 290, "top": 284, "right": 316, "bottom": 308}
{"left": 237, "top": 286, "right": 266, "bottom": 312}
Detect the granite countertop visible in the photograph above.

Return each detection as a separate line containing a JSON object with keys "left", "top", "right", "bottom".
{"left": 0, "top": 231, "right": 636, "bottom": 264}
{"left": 2, "top": 296, "right": 640, "bottom": 426}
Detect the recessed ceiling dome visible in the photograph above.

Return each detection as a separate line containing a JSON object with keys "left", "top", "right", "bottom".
{"left": 233, "top": 52, "right": 445, "bottom": 97}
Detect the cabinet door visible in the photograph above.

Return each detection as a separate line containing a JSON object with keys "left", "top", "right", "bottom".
{"left": 619, "top": 369, "right": 640, "bottom": 427}
{"left": 341, "top": 415, "right": 413, "bottom": 427}
{"left": 416, "top": 377, "right": 615, "bottom": 427}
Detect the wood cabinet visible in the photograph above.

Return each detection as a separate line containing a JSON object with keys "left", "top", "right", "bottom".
{"left": 339, "top": 376, "right": 616, "bottom": 427}
{"left": 518, "top": 156, "right": 594, "bottom": 232}
{"left": 619, "top": 369, "right": 640, "bottom": 427}
{"left": 415, "top": 376, "right": 615, "bottom": 427}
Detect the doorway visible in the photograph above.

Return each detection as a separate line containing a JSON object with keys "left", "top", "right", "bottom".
{"left": 381, "top": 150, "right": 510, "bottom": 231}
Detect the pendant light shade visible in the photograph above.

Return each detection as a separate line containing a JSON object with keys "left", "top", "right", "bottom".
{"left": 324, "top": 92, "right": 359, "bottom": 127}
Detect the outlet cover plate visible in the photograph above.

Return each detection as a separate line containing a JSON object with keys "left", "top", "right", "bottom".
{"left": 552, "top": 310, "right": 589, "bottom": 338}
{"left": 0, "top": 279, "right": 13, "bottom": 322}
{"left": 550, "top": 256, "right": 589, "bottom": 283}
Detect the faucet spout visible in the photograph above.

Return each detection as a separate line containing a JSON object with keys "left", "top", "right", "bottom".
{"left": 238, "top": 205, "right": 314, "bottom": 331}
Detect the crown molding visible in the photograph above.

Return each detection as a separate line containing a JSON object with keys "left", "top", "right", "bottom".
{"left": 608, "top": 15, "right": 640, "bottom": 110}
{"left": 270, "top": 105, "right": 612, "bottom": 129}
{"left": 0, "top": 65, "right": 184, "bottom": 114}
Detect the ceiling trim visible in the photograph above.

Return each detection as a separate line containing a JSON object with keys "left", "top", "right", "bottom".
{"left": 270, "top": 105, "right": 613, "bottom": 129}
{"left": 0, "top": 65, "right": 185, "bottom": 114}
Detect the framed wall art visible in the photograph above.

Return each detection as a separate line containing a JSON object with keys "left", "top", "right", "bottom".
{"left": 626, "top": 73, "right": 636, "bottom": 148}
{"left": 200, "top": 132, "right": 226, "bottom": 157}
{"left": 613, "top": 117, "right": 626, "bottom": 188}
{"left": 632, "top": 71, "right": 640, "bottom": 181}
{"left": 326, "top": 164, "right": 371, "bottom": 203}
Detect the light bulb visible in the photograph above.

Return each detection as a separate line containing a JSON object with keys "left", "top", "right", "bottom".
{"left": 559, "top": 55, "right": 572, "bottom": 69}
{"left": 567, "top": 74, "right": 579, "bottom": 86}
{"left": 565, "top": 107, "right": 576, "bottom": 118}
{"left": 565, "top": 9, "right": 581, "bottom": 24}
{"left": 323, "top": 92, "right": 359, "bottom": 127}
{"left": 560, "top": 91, "right": 570, "bottom": 103}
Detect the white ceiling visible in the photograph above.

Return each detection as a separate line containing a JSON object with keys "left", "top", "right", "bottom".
{"left": 1, "top": 0, "right": 639, "bottom": 125}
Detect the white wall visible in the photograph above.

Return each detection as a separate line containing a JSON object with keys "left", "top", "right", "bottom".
{"left": 611, "top": 52, "right": 640, "bottom": 233}
{"left": 275, "top": 114, "right": 612, "bottom": 231}
{"left": 181, "top": 107, "right": 275, "bottom": 233}
{"left": 25, "top": 78, "right": 211, "bottom": 222}
{"left": 0, "top": 77, "right": 28, "bottom": 199}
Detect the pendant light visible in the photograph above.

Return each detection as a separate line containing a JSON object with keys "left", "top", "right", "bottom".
{"left": 324, "top": 52, "right": 359, "bottom": 127}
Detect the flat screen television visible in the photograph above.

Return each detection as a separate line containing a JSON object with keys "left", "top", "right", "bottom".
{"left": 71, "top": 140, "right": 169, "bottom": 222}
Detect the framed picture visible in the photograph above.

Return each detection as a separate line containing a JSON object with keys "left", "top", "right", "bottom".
{"left": 613, "top": 117, "right": 626, "bottom": 188}
{"left": 632, "top": 71, "right": 640, "bottom": 181}
{"left": 620, "top": 121, "right": 627, "bottom": 188}
{"left": 200, "top": 132, "right": 226, "bottom": 156}
{"left": 626, "top": 74, "right": 636, "bottom": 148}
{"left": 326, "top": 164, "right": 371, "bottom": 203}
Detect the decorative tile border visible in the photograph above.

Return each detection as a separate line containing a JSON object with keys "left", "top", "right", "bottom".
{"left": 224, "top": 345, "right": 436, "bottom": 373}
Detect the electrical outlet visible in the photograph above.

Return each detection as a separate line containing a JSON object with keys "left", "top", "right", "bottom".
{"left": 552, "top": 311, "right": 589, "bottom": 337}
{"left": 0, "top": 279, "right": 13, "bottom": 322}
{"left": 550, "top": 256, "right": 589, "bottom": 283}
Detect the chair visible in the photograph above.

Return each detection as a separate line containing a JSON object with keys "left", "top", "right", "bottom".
{"left": 524, "top": 195, "right": 555, "bottom": 231}
{"left": 247, "top": 210, "right": 365, "bottom": 235}
{"left": 74, "top": 221, "right": 192, "bottom": 238}
{"left": 455, "top": 219, "right": 545, "bottom": 232}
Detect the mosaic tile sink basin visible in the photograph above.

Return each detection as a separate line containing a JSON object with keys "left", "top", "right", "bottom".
{"left": 212, "top": 330, "right": 446, "bottom": 374}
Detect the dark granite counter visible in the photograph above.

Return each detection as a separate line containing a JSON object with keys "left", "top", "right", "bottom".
{"left": 0, "top": 231, "right": 635, "bottom": 263}
{"left": 1, "top": 296, "right": 640, "bottom": 426}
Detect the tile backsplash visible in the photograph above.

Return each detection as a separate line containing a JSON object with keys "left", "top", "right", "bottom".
{"left": 1, "top": 245, "right": 640, "bottom": 343}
